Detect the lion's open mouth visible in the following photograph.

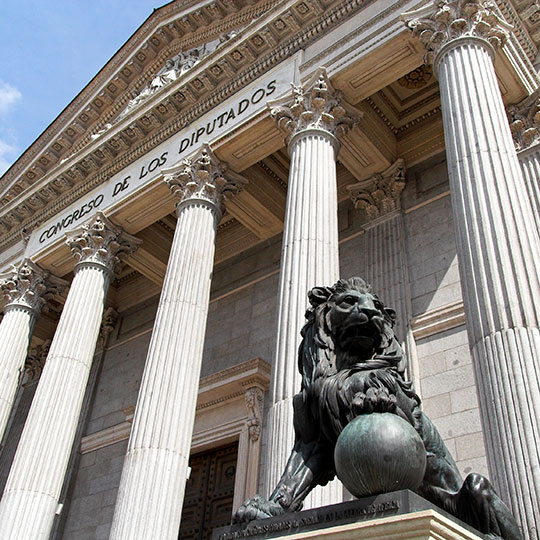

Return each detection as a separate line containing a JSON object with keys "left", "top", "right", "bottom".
{"left": 337, "top": 315, "right": 384, "bottom": 355}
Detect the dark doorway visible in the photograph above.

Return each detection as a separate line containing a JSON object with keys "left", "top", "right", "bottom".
{"left": 179, "top": 442, "right": 238, "bottom": 540}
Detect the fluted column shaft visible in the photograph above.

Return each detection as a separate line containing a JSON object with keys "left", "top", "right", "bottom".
{"left": 437, "top": 39, "right": 540, "bottom": 537}
{"left": 266, "top": 130, "right": 340, "bottom": 497}
{"left": 0, "top": 214, "right": 137, "bottom": 540}
{"left": 0, "top": 260, "right": 64, "bottom": 445}
{"left": 110, "top": 145, "right": 245, "bottom": 540}
{"left": 265, "top": 69, "right": 359, "bottom": 508}
{"left": 111, "top": 202, "right": 217, "bottom": 540}
{"left": 0, "top": 306, "right": 36, "bottom": 443}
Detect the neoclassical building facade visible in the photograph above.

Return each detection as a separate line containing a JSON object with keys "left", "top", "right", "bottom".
{"left": 0, "top": 0, "right": 539, "bottom": 538}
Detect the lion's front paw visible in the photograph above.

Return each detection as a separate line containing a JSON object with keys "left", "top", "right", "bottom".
{"left": 352, "top": 387, "right": 397, "bottom": 415}
{"left": 232, "top": 494, "right": 285, "bottom": 524}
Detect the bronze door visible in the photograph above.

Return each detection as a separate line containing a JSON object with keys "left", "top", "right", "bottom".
{"left": 178, "top": 443, "right": 238, "bottom": 540}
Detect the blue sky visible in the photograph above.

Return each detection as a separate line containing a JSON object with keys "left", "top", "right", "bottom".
{"left": 0, "top": 1, "right": 165, "bottom": 176}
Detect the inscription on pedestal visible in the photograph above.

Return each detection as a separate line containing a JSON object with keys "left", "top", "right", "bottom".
{"left": 213, "top": 491, "right": 483, "bottom": 540}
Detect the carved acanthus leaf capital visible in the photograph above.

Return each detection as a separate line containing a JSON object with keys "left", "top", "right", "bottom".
{"left": 507, "top": 89, "right": 540, "bottom": 151}
{"left": 245, "top": 386, "right": 264, "bottom": 442}
{"left": 402, "top": 0, "right": 512, "bottom": 67}
{"left": 24, "top": 340, "right": 51, "bottom": 381}
{"left": 348, "top": 159, "right": 406, "bottom": 223}
{"left": 163, "top": 144, "right": 246, "bottom": 217}
{"left": 0, "top": 259, "right": 66, "bottom": 315}
{"left": 269, "top": 68, "right": 361, "bottom": 147}
{"left": 66, "top": 213, "right": 141, "bottom": 275}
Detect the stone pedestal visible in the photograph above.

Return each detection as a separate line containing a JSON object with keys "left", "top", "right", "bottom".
{"left": 110, "top": 145, "right": 246, "bottom": 540}
{"left": 404, "top": 2, "right": 540, "bottom": 537}
{"left": 213, "top": 491, "right": 484, "bottom": 540}
{"left": 265, "top": 68, "right": 358, "bottom": 508}
{"left": 0, "top": 214, "right": 138, "bottom": 540}
{"left": 0, "top": 259, "right": 65, "bottom": 444}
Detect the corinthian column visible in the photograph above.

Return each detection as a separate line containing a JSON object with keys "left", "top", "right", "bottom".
{"left": 508, "top": 90, "right": 540, "bottom": 233}
{"left": 0, "top": 260, "right": 65, "bottom": 444}
{"left": 110, "top": 145, "right": 246, "bottom": 540}
{"left": 265, "top": 68, "right": 359, "bottom": 507}
{"left": 404, "top": 3, "right": 540, "bottom": 537}
{"left": 0, "top": 213, "right": 138, "bottom": 540}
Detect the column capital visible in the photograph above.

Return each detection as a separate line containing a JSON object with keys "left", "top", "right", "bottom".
{"left": 163, "top": 144, "right": 246, "bottom": 219}
{"left": 0, "top": 259, "right": 66, "bottom": 316}
{"left": 402, "top": 0, "right": 512, "bottom": 68}
{"left": 24, "top": 340, "right": 51, "bottom": 382}
{"left": 347, "top": 159, "right": 406, "bottom": 225}
{"left": 507, "top": 89, "right": 540, "bottom": 152}
{"left": 66, "top": 213, "right": 141, "bottom": 275}
{"left": 269, "top": 68, "right": 361, "bottom": 150}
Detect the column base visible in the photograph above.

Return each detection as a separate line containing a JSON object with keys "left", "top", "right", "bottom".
{"left": 212, "top": 490, "right": 485, "bottom": 540}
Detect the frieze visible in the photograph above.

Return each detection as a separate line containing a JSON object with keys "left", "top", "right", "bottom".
{"left": 26, "top": 60, "right": 294, "bottom": 256}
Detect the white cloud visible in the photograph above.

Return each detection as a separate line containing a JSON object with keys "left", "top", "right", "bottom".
{"left": 0, "top": 81, "right": 21, "bottom": 115}
{"left": 0, "top": 139, "right": 19, "bottom": 176}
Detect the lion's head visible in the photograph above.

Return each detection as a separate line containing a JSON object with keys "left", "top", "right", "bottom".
{"left": 298, "top": 277, "right": 406, "bottom": 390}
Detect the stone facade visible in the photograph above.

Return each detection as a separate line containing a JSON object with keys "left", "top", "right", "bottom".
{"left": 0, "top": 0, "right": 538, "bottom": 538}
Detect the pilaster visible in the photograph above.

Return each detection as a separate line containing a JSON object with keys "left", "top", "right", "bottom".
{"left": 403, "top": 2, "right": 540, "bottom": 537}
{"left": 0, "top": 213, "right": 138, "bottom": 540}
{"left": 265, "top": 68, "right": 360, "bottom": 509}
{"left": 234, "top": 386, "right": 266, "bottom": 512}
{"left": 110, "top": 145, "right": 246, "bottom": 540}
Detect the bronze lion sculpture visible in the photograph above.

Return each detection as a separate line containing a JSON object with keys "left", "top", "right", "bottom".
{"left": 234, "top": 277, "right": 522, "bottom": 540}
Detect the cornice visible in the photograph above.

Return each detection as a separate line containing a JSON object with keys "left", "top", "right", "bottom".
{"left": 0, "top": 0, "right": 372, "bottom": 253}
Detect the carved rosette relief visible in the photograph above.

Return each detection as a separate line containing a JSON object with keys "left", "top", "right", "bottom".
{"left": 402, "top": 0, "right": 512, "bottom": 67}
{"left": 245, "top": 387, "right": 264, "bottom": 442}
{"left": 163, "top": 144, "right": 246, "bottom": 218}
{"left": 0, "top": 259, "right": 66, "bottom": 315}
{"left": 507, "top": 89, "right": 540, "bottom": 151}
{"left": 269, "top": 68, "right": 360, "bottom": 147}
{"left": 24, "top": 340, "right": 51, "bottom": 381}
{"left": 66, "top": 213, "right": 141, "bottom": 275}
{"left": 347, "top": 160, "right": 406, "bottom": 224}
